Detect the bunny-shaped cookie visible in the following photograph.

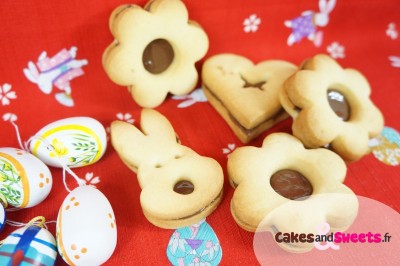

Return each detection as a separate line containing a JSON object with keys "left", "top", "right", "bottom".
{"left": 111, "top": 109, "right": 224, "bottom": 229}
{"left": 285, "top": 0, "right": 336, "bottom": 47}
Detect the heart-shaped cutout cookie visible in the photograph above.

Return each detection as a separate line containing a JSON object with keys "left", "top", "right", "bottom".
{"left": 201, "top": 54, "right": 297, "bottom": 143}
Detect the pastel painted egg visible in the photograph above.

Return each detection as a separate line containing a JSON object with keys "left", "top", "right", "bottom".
{"left": 29, "top": 117, "right": 107, "bottom": 168}
{"left": 56, "top": 185, "right": 117, "bottom": 265}
{"left": 0, "top": 225, "right": 57, "bottom": 266}
{"left": 0, "top": 148, "right": 52, "bottom": 208}
{"left": 0, "top": 203, "right": 5, "bottom": 233}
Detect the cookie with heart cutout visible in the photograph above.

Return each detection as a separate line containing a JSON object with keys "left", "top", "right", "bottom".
{"left": 201, "top": 53, "right": 297, "bottom": 143}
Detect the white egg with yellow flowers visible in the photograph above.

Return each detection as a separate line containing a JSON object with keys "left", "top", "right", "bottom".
{"left": 29, "top": 117, "right": 107, "bottom": 168}
{"left": 56, "top": 185, "right": 117, "bottom": 265}
{"left": 0, "top": 148, "right": 52, "bottom": 208}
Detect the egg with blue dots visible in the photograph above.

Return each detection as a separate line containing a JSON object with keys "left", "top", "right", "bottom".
{"left": 28, "top": 117, "right": 107, "bottom": 168}
{"left": 0, "top": 147, "right": 52, "bottom": 208}
{"left": 56, "top": 185, "right": 117, "bottom": 265}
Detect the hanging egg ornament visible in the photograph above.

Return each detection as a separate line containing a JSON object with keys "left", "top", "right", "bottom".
{"left": 29, "top": 117, "right": 107, "bottom": 168}
{"left": 0, "top": 148, "right": 52, "bottom": 208}
{"left": 56, "top": 185, "right": 117, "bottom": 265}
{"left": 0, "top": 224, "right": 57, "bottom": 266}
{"left": 0, "top": 193, "right": 6, "bottom": 233}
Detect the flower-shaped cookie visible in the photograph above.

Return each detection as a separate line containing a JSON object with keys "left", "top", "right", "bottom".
{"left": 103, "top": 0, "right": 209, "bottom": 108}
{"left": 228, "top": 133, "right": 358, "bottom": 252}
{"left": 280, "top": 54, "right": 384, "bottom": 161}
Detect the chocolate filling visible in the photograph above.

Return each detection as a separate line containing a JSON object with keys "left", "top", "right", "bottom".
{"left": 270, "top": 169, "right": 313, "bottom": 200}
{"left": 203, "top": 85, "right": 285, "bottom": 138}
{"left": 173, "top": 180, "right": 194, "bottom": 195}
{"left": 142, "top": 39, "right": 174, "bottom": 74}
{"left": 240, "top": 76, "right": 266, "bottom": 91}
{"left": 171, "top": 190, "right": 223, "bottom": 221}
{"left": 287, "top": 89, "right": 351, "bottom": 122}
{"left": 327, "top": 89, "right": 350, "bottom": 121}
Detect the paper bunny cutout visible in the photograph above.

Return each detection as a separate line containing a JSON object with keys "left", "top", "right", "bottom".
{"left": 111, "top": 109, "right": 224, "bottom": 229}
{"left": 285, "top": 0, "right": 336, "bottom": 47}
{"left": 23, "top": 47, "right": 88, "bottom": 107}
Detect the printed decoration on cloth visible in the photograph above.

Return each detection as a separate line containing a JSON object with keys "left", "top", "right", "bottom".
{"left": 389, "top": 56, "right": 400, "bottom": 68}
{"left": 167, "top": 219, "right": 222, "bottom": 266}
{"left": 222, "top": 144, "right": 236, "bottom": 157}
{"left": 0, "top": 83, "right": 17, "bottom": 106}
{"left": 0, "top": 148, "right": 52, "bottom": 208}
{"left": 116, "top": 112, "right": 135, "bottom": 124}
{"left": 2, "top": 112, "right": 17, "bottom": 123}
{"left": 243, "top": 14, "right": 261, "bottom": 33}
{"left": 83, "top": 172, "right": 100, "bottom": 187}
{"left": 172, "top": 88, "right": 207, "bottom": 108}
{"left": 56, "top": 185, "right": 117, "bottom": 266}
{"left": 369, "top": 127, "right": 400, "bottom": 166}
{"left": 102, "top": 0, "right": 209, "bottom": 108}
{"left": 284, "top": 0, "right": 336, "bottom": 47}
{"left": 28, "top": 117, "right": 107, "bottom": 168}
{"left": 23, "top": 46, "right": 88, "bottom": 107}
{"left": 0, "top": 218, "right": 57, "bottom": 266}
{"left": 386, "top": 22, "right": 398, "bottom": 40}
{"left": 327, "top": 42, "right": 345, "bottom": 59}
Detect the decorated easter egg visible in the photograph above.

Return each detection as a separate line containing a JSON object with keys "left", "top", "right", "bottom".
{"left": 56, "top": 185, "right": 117, "bottom": 265}
{"left": 0, "top": 203, "right": 5, "bottom": 233}
{"left": 0, "top": 148, "right": 52, "bottom": 208}
{"left": 29, "top": 117, "right": 107, "bottom": 168}
{"left": 0, "top": 225, "right": 57, "bottom": 266}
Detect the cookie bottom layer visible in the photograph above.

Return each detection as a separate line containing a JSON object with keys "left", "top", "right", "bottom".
{"left": 203, "top": 86, "right": 289, "bottom": 143}
{"left": 142, "top": 190, "right": 224, "bottom": 229}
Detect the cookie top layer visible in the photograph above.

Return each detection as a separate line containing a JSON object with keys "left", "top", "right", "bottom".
{"left": 202, "top": 54, "right": 297, "bottom": 129}
{"left": 111, "top": 109, "right": 223, "bottom": 228}
{"left": 103, "top": 0, "right": 209, "bottom": 108}
{"left": 280, "top": 54, "right": 384, "bottom": 161}
{"left": 228, "top": 133, "right": 358, "bottom": 252}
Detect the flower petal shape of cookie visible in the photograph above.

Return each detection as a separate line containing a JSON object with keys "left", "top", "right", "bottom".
{"left": 280, "top": 54, "right": 384, "bottom": 161}
{"left": 111, "top": 109, "right": 223, "bottom": 229}
{"left": 103, "top": 0, "right": 209, "bottom": 108}
{"left": 228, "top": 133, "right": 358, "bottom": 252}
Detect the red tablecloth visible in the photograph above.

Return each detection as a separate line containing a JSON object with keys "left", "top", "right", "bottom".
{"left": 0, "top": 0, "right": 399, "bottom": 265}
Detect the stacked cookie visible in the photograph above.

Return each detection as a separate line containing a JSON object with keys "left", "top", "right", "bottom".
{"left": 202, "top": 54, "right": 383, "bottom": 252}
{"left": 202, "top": 53, "right": 384, "bottom": 161}
{"left": 103, "top": 0, "right": 384, "bottom": 253}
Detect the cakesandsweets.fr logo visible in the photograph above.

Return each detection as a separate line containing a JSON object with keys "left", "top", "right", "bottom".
{"left": 274, "top": 222, "right": 393, "bottom": 251}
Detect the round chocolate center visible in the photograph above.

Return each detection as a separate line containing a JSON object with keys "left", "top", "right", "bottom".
{"left": 327, "top": 89, "right": 350, "bottom": 121}
{"left": 270, "top": 169, "right": 313, "bottom": 200}
{"left": 142, "top": 39, "right": 174, "bottom": 74}
{"left": 173, "top": 180, "right": 194, "bottom": 195}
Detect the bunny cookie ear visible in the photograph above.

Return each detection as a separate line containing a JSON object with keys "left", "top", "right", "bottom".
{"left": 111, "top": 109, "right": 180, "bottom": 173}
{"left": 111, "top": 120, "right": 146, "bottom": 172}
{"left": 319, "top": 0, "right": 336, "bottom": 13}
{"left": 139, "top": 109, "right": 177, "bottom": 142}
